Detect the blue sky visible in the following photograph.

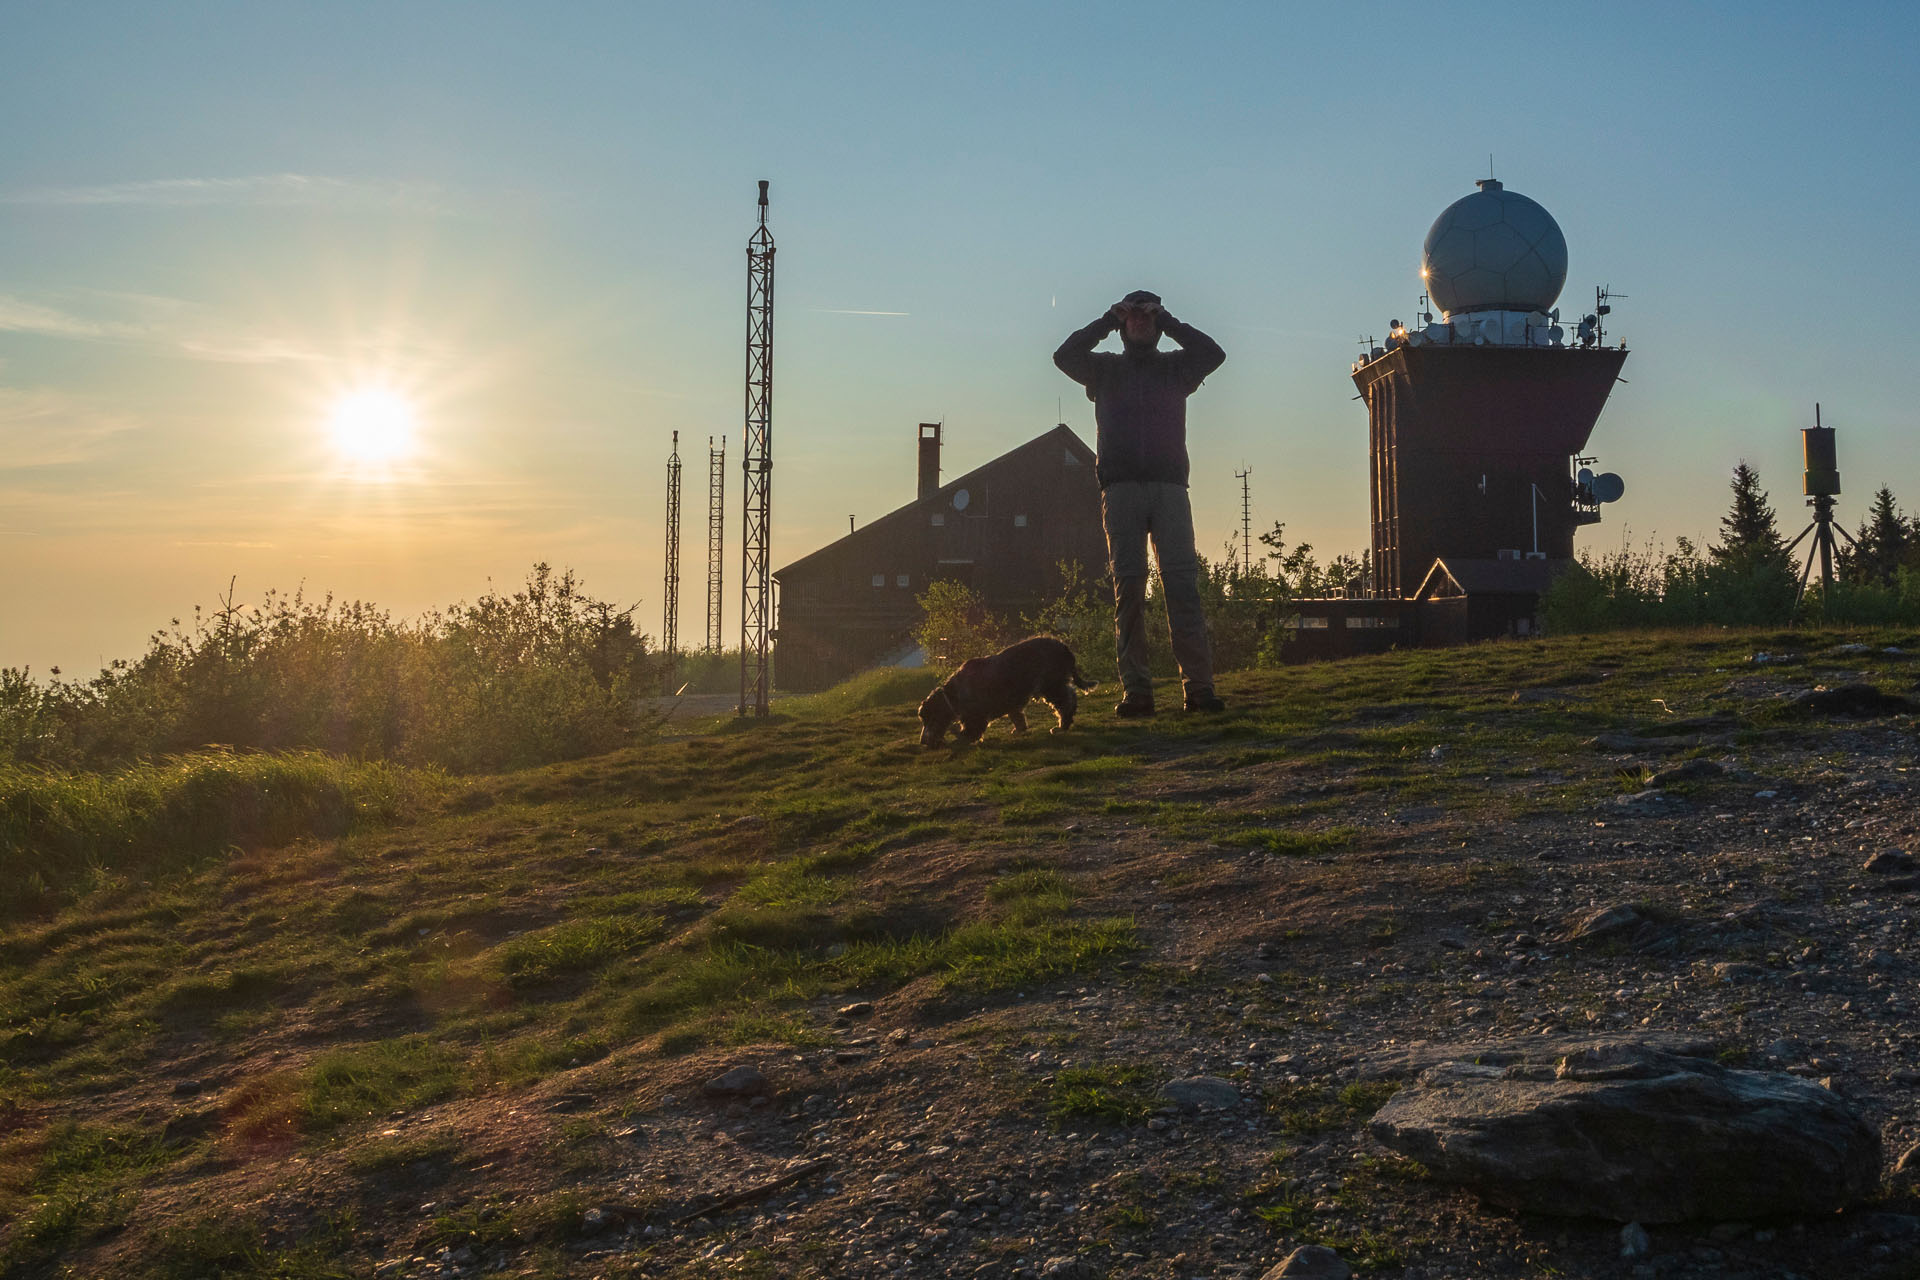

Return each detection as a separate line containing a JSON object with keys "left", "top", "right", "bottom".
{"left": 4, "top": 2, "right": 1918, "bottom": 674}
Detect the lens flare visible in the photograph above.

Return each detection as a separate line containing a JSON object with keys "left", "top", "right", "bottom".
{"left": 326, "top": 387, "right": 417, "bottom": 465}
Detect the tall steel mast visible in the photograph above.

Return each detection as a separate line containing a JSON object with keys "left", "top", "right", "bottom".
{"left": 1235, "top": 466, "right": 1253, "bottom": 575}
{"left": 706, "top": 434, "right": 726, "bottom": 652}
{"left": 662, "top": 430, "right": 681, "bottom": 660}
{"left": 739, "top": 180, "right": 775, "bottom": 715}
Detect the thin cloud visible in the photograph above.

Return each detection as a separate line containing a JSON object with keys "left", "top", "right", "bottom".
{"left": 0, "top": 174, "right": 452, "bottom": 214}
{"left": 0, "top": 295, "right": 127, "bottom": 341}
{"left": 0, "top": 388, "right": 138, "bottom": 470}
{"left": 0, "top": 290, "right": 334, "bottom": 365}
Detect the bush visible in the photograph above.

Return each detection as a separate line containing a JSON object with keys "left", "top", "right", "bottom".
{"left": 914, "top": 580, "right": 1011, "bottom": 667}
{"left": 0, "top": 565, "right": 666, "bottom": 772}
{"left": 1541, "top": 535, "right": 1823, "bottom": 633}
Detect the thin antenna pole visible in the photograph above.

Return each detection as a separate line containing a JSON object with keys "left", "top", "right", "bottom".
{"left": 706, "top": 435, "right": 726, "bottom": 651}
{"left": 1234, "top": 466, "right": 1253, "bottom": 574}
{"left": 663, "top": 430, "right": 682, "bottom": 663}
{"left": 739, "top": 180, "right": 776, "bottom": 716}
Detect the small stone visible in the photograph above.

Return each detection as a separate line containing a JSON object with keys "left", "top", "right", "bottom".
{"left": 703, "top": 1065, "right": 770, "bottom": 1098}
{"left": 1159, "top": 1076, "right": 1241, "bottom": 1111}
{"left": 1039, "top": 1256, "right": 1098, "bottom": 1280}
{"left": 1711, "top": 961, "right": 1768, "bottom": 985}
{"left": 1894, "top": 1141, "right": 1920, "bottom": 1179}
{"left": 170, "top": 1079, "right": 203, "bottom": 1097}
{"left": 581, "top": 1207, "right": 612, "bottom": 1234}
{"left": 1263, "top": 1244, "right": 1351, "bottom": 1279}
{"left": 1147, "top": 1117, "right": 1170, "bottom": 1132}
{"left": 1560, "top": 903, "right": 1643, "bottom": 943}
{"left": 1864, "top": 850, "right": 1917, "bottom": 875}
{"left": 1254, "top": 973, "right": 1274, "bottom": 985}
{"left": 1620, "top": 1222, "right": 1651, "bottom": 1259}
{"left": 838, "top": 1001, "right": 875, "bottom": 1017}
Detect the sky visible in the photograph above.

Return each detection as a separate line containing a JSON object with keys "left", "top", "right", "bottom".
{"left": 5, "top": 2, "right": 1919, "bottom": 677}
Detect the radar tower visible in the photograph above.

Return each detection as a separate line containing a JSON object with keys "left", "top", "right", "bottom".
{"left": 739, "top": 180, "right": 776, "bottom": 715}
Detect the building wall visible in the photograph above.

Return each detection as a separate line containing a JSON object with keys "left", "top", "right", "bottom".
{"left": 774, "top": 430, "right": 1106, "bottom": 691}
{"left": 1356, "top": 345, "right": 1627, "bottom": 596}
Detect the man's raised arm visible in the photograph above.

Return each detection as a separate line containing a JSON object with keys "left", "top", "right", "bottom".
{"left": 1053, "top": 310, "right": 1119, "bottom": 387}
{"left": 1160, "top": 314, "right": 1226, "bottom": 389}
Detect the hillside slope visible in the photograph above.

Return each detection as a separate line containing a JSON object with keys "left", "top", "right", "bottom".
{"left": 3, "top": 630, "right": 1919, "bottom": 1279}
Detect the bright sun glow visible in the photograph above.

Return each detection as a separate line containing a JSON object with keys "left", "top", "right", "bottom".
{"left": 327, "top": 387, "right": 418, "bottom": 465}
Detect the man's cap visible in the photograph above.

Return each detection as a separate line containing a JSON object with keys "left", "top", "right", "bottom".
{"left": 1119, "top": 290, "right": 1162, "bottom": 309}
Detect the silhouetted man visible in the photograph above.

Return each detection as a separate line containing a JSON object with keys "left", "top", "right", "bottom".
{"left": 1054, "top": 290, "right": 1226, "bottom": 716}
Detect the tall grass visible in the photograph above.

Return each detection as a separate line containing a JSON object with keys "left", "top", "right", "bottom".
{"left": 0, "top": 751, "right": 446, "bottom": 915}
{"left": 1, "top": 565, "right": 666, "bottom": 772}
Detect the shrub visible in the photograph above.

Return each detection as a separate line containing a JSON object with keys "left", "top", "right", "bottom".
{"left": 0, "top": 565, "right": 666, "bottom": 772}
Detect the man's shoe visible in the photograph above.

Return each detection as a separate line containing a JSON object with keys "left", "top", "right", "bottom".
{"left": 1114, "top": 696, "right": 1156, "bottom": 719}
{"left": 1184, "top": 692, "right": 1227, "bottom": 713}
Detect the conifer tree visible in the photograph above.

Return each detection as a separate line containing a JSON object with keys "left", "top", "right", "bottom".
{"left": 1841, "top": 486, "right": 1911, "bottom": 586}
{"left": 1709, "top": 462, "right": 1789, "bottom": 571}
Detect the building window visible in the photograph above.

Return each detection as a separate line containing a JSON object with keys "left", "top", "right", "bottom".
{"left": 896, "top": 574, "right": 910, "bottom": 588}
{"left": 1013, "top": 514, "right": 1027, "bottom": 528}
{"left": 1284, "top": 615, "right": 1331, "bottom": 629}
{"left": 931, "top": 512, "right": 944, "bottom": 527}
{"left": 1345, "top": 616, "right": 1400, "bottom": 629}
{"left": 871, "top": 574, "right": 885, "bottom": 587}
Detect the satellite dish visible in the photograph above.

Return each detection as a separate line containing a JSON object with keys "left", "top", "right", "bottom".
{"left": 1591, "top": 473, "right": 1626, "bottom": 503}
{"left": 952, "top": 488, "right": 970, "bottom": 511}
{"left": 1577, "top": 467, "right": 1595, "bottom": 488}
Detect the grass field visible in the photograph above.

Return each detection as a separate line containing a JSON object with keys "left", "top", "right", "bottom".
{"left": 2, "top": 626, "right": 1917, "bottom": 1277}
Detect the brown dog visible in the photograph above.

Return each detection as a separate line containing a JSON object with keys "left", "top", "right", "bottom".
{"left": 917, "top": 637, "right": 1097, "bottom": 747}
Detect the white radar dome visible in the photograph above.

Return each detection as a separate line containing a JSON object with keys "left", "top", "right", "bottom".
{"left": 1421, "top": 179, "right": 1568, "bottom": 316}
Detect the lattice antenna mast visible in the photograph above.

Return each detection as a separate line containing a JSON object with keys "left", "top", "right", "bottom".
{"left": 739, "top": 180, "right": 776, "bottom": 715}
{"left": 706, "top": 435, "right": 726, "bottom": 651}
{"left": 662, "top": 431, "right": 682, "bottom": 661}
{"left": 1234, "top": 466, "right": 1253, "bottom": 576}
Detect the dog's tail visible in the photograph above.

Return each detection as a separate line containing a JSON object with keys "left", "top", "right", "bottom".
{"left": 1069, "top": 655, "right": 1097, "bottom": 691}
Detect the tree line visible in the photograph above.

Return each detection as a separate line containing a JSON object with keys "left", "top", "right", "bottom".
{"left": 1542, "top": 465, "right": 1920, "bottom": 631}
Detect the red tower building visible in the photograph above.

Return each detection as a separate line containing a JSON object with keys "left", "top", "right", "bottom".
{"left": 1355, "top": 341, "right": 1626, "bottom": 595}
{"left": 1350, "top": 178, "right": 1628, "bottom": 602}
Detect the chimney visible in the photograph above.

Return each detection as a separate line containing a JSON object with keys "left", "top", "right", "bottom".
{"left": 918, "top": 423, "right": 942, "bottom": 500}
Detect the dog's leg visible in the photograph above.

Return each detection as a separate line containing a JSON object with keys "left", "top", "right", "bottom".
{"left": 1009, "top": 708, "right": 1029, "bottom": 734}
{"left": 1046, "top": 683, "right": 1077, "bottom": 732}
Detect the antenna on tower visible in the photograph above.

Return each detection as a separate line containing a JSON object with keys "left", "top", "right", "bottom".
{"left": 706, "top": 435, "right": 726, "bottom": 652}
{"left": 662, "top": 431, "right": 682, "bottom": 680}
{"left": 1234, "top": 466, "right": 1253, "bottom": 576}
{"left": 739, "top": 180, "right": 776, "bottom": 716}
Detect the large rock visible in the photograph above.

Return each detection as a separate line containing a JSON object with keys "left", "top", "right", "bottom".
{"left": 1367, "top": 1042, "right": 1881, "bottom": 1222}
{"left": 703, "top": 1065, "right": 770, "bottom": 1098}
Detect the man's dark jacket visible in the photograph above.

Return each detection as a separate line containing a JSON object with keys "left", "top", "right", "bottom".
{"left": 1053, "top": 314, "right": 1225, "bottom": 488}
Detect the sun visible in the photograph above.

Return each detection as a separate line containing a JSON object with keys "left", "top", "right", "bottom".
{"left": 326, "top": 387, "right": 418, "bottom": 466}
